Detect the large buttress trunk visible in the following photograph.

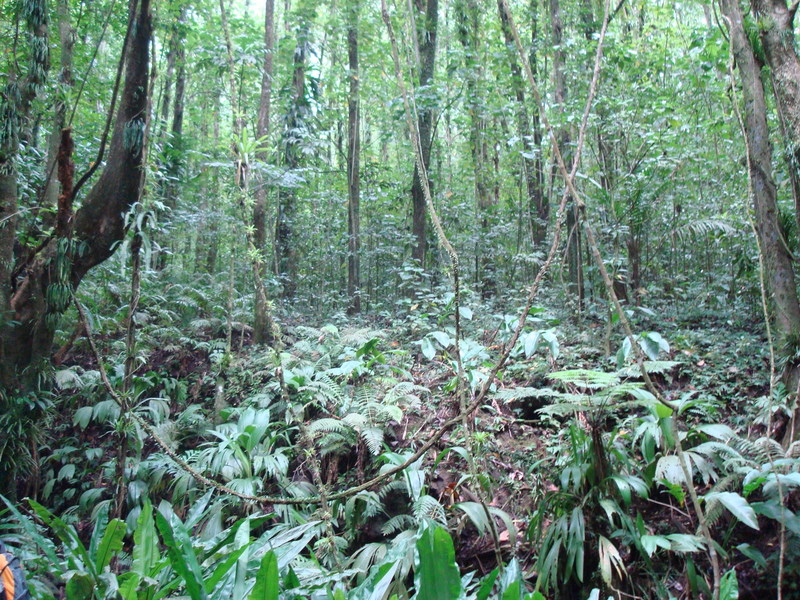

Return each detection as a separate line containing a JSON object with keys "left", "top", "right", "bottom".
{"left": 721, "top": 0, "right": 800, "bottom": 443}
{"left": 1, "top": 0, "right": 152, "bottom": 391}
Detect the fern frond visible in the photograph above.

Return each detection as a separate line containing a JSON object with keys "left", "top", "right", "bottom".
{"left": 361, "top": 427, "right": 385, "bottom": 456}
{"left": 675, "top": 218, "right": 739, "bottom": 241}
{"left": 549, "top": 369, "right": 620, "bottom": 389}
{"left": 381, "top": 514, "right": 415, "bottom": 536}
{"left": 494, "top": 387, "right": 560, "bottom": 403}
{"left": 413, "top": 495, "right": 446, "bottom": 523}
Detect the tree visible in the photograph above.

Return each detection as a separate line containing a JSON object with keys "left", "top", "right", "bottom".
{"left": 721, "top": 0, "right": 800, "bottom": 443}
{"left": 549, "top": 0, "right": 584, "bottom": 306}
{"left": 498, "top": 0, "right": 545, "bottom": 246}
{"left": 276, "top": 11, "right": 313, "bottom": 299}
{"left": 346, "top": 0, "right": 361, "bottom": 314}
{"left": 0, "top": 0, "right": 152, "bottom": 391}
{"left": 253, "top": 0, "right": 276, "bottom": 340}
{"left": 410, "top": 0, "right": 438, "bottom": 269}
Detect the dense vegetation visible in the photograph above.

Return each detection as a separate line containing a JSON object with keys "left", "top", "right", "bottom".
{"left": 2, "top": 0, "right": 800, "bottom": 598}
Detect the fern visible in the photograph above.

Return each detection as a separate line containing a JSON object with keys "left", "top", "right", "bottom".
{"left": 413, "top": 495, "right": 446, "bottom": 523}
{"left": 675, "top": 218, "right": 739, "bottom": 241}
{"left": 549, "top": 369, "right": 620, "bottom": 389}
{"left": 493, "top": 387, "right": 560, "bottom": 403}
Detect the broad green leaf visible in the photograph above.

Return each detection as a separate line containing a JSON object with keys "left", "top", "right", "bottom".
{"left": 231, "top": 519, "right": 251, "bottom": 600}
{"left": 415, "top": 526, "right": 462, "bottom": 600}
{"left": 640, "top": 535, "right": 670, "bottom": 557}
{"left": 133, "top": 499, "right": 159, "bottom": 577}
{"left": 249, "top": 551, "right": 279, "bottom": 600}
{"left": 155, "top": 512, "right": 208, "bottom": 600}
{"left": 117, "top": 572, "right": 140, "bottom": 600}
{"left": 430, "top": 331, "right": 452, "bottom": 348}
{"left": 65, "top": 573, "right": 94, "bottom": 600}
{"left": 475, "top": 567, "right": 499, "bottom": 600}
{"left": 705, "top": 492, "right": 759, "bottom": 530}
{"left": 94, "top": 518, "right": 127, "bottom": 572}
{"left": 719, "top": 568, "right": 739, "bottom": 600}
{"left": 421, "top": 337, "right": 436, "bottom": 360}
{"left": 736, "top": 543, "right": 767, "bottom": 569}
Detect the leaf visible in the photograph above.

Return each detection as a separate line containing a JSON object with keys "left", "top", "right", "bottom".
{"left": 597, "top": 536, "right": 625, "bottom": 586}
{"left": 65, "top": 573, "right": 94, "bottom": 600}
{"left": 232, "top": 519, "right": 251, "bottom": 600}
{"left": 249, "top": 551, "right": 279, "bottom": 600}
{"left": 94, "top": 518, "right": 127, "bottom": 572}
{"left": 640, "top": 535, "right": 671, "bottom": 557}
{"left": 720, "top": 568, "right": 739, "bottom": 600}
{"left": 475, "top": 568, "right": 499, "bottom": 600}
{"left": 415, "top": 526, "right": 462, "bottom": 600}
{"left": 458, "top": 306, "right": 473, "bottom": 320}
{"left": 655, "top": 455, "right": 686, "bottom": 485}
{"left": 705, "top": 492, "right": 759, "bottom": 530}
{"left": 666, "top": 534, "right": 705, "bottom": 553}
{"left": 524, "top": 331, "right": 540, "bottom": 358}
{"left": 421, "top": 337, "right": 436, "bottom": 360}
{"left": 736, "top": 543, "right": 767, "bottom": 570}
{"left": 117, "top": 572, "right": 140, "bottom": 600}
{"left": 155, "top": 512, "right": 208, "bottom": 600}
{"left": 430, "top": 331, "right": 452, "bottom": 348}
{"left": 133, "top": 499, "right": 159, "bottom": 577}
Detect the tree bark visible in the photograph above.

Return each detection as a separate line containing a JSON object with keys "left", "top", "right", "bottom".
{"left": 41, "top": 0, "right": 75, "bottom": 230}
{"left": 550, "top": 0, "right": 583, "bottom": 306}
{"left": 253, "top": 0, "right": 276, "bottom": 341}
{"left": 410, "top": 0, "right": 438, "bottom": 269}
{"left": 346, "top": 0, "right": 362, "bottom": 314}
{"left": 721, "top": 0, "right": 800, "bottom": 443}
{"left": 458, "top": 0, "right": 494, "bottom": 297}
{"left": 277, "top": 22, "right": 310, "bottom": 298}
{"left": 1, "top": 0, "right": 152, "bottom": 391}
{"left": 498, "top": 0, "right": 546, "bottom": 245}
{"left": 751, "top": 0, "right": 800, "bottom": 230}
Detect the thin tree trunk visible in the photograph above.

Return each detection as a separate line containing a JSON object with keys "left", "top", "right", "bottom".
{"left": 410, "top": 0, "right": 438, "bottom": 269}
{"left": 498, "top": 0, "right": 545, "bottom": 245}
{"left": 41, "top": 0, "right": 74, "bottom": 231}
{"left": 458, "top": 0, "right": 494, "bottom": 296}
{"left": 550, "top": 0, "right": 583, "bottom": 306}
{"left": 254, "top": 0, "right": 276, "bottom": 341}
{"left": 277, "top": 22, "right": 310, "bottom": 299}
{"left": 346, "top": 0, "right": 362, "bottom": 314}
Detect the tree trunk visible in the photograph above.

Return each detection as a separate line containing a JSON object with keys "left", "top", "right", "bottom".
{"left": 346, "top": 0, "right": 362, "bottom": 314}
{"left": 410, "top": 0, "right": 438, "bottom": 269}
{"left": 751, "top": 0, "right": 800, "bottom": 231}
{"left": 1, "top": 0, "right": 152, "bottom": 391}
{"left": 277, "top": 22, "right": 310, "bottom": 299}
{"left": 458, "top": 0, "right": 494, "bottom": 297}
{"left": 41, "top": 0, "right": 75, "bottom": 231}
{"left": 550, "top": 0, "right": 583, "bottom": 306}
{"left": 254, "top": 0, "right": 276, "bottom": 341}
{"left": 166, "top": 7, "right": 187, "bottom": 210}
{"left": 721, "top": 0, "right": 800, "bottom": 444}
{"left": 498, "top": 0, "right": 545, "bottom": 245}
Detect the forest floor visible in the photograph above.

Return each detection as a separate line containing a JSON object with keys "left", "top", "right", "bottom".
{"left": 42, "top": 296, "right": 796, "bottom": 599}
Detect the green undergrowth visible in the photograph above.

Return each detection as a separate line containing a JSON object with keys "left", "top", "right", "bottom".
{"left": 1, "top": 287, "right": 798, "bottom": 600}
